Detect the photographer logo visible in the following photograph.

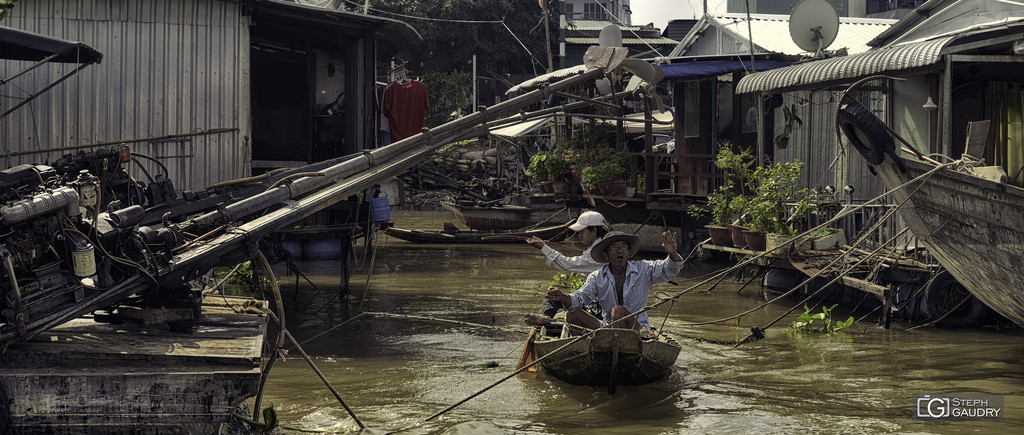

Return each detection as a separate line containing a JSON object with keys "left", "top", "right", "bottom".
{"left": 914, "top": 393, "right": 1003, "bottom": 420}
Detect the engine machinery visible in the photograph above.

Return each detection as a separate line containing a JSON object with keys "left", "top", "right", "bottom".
{"left": 0, "top": 147, "right": 197, "bottom": 345}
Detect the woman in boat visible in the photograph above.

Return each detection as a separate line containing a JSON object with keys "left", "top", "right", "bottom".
{"left": 523, "top": 211, "right": 608, "bottom": 326}
{"left": 545, "top": 230, "right": 683, "bottom": 335}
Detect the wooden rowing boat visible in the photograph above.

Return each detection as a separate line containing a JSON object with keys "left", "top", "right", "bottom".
{"left": 383, "top": 223, "right": 569, "bottom": 244}
{"left": 532, "top": 327, "right": 680, "bottom": 391}
{"left": 440, "top": 199, "right": 574, "bottom": 231}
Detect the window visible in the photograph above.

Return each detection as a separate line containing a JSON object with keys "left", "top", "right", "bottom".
{"left": 684, "top": 82, "right": 700, "bottom": 138}
{"left": 584, "top": 3, "right": 608, "bottom": 20}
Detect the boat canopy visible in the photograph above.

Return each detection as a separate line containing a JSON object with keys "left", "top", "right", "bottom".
{"left": 0, "top": 26, "right": 103, "bottom": 63}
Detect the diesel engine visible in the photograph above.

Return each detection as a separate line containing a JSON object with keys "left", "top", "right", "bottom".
{"left": 0, "top": 147, "right": 192, "bottom": 345}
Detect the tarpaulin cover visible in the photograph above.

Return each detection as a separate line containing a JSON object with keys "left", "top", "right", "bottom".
{"left": 660, "top": 59, "right": 791, "bottom": 80}
{"left": 489, "top": 116, "right": 553, "bottom": 137}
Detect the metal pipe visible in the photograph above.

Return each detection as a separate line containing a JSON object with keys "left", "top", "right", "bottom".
{"left": 181, "top": 67, "right": 609, "bottom": 234}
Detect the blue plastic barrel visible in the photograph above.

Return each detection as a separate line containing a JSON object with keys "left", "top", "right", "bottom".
{"left": 370, "top": 195, "right": 391, "bottom": 223}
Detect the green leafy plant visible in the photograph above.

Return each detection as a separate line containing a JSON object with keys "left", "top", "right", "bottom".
{"left": 546, "top": 146, "right": 573, "bottom": 181}
{"left": 788, "top": 304, "right": 854, "bottom": 335}
{"left": 227, "top": 261, "right": 253, "bottom": 285}
{"left": 555, "top": 121, "right": 630, "bottom": 189}
{"left": 527, "top": 151, "right": 551, "bottom": 183}
{"left": 774, "top": 103, "right": 803, "bottom": 147}
{"left": 547, "top": 272, "right": 586, "bottom": 292}
{"left": 688, "top": 145, "right": 755, "bottom": 226}
{"left": 744, "top": 160, "right": 816, "bottom": 235}
{"left": 579, "top": 150, "right": 629, "bottom": 190}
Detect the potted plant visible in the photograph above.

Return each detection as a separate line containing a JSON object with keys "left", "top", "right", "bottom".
{"left": 743, "top": 160, "right": 817, "bottom": 251}
{"left": 527, "top": 150, "right": 552, "bottom": 192}
{"left": 542, "top": 146, "right": 573, "bottom": 192}
{"left": 688, "top": 145, "right": 755, "bottom": 246}
{"left": 774, "top": 104, "right": 803, "bottom": 149}
{"left": 579, "top": 147, "right": 629, "bottom": 195}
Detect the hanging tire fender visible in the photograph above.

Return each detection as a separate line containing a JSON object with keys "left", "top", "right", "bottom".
{"left": 920, "top": 271, "right": 996, "bottom": 328}
{"left": 837, "top": 102, "right": 894, "bottom": 166}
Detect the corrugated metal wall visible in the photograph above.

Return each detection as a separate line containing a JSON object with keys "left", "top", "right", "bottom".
{"left": 770, "top": 89, "right": 885, "bottom": 202}
{"left": 1, "top": 0, "right": 249, "bottom": 192}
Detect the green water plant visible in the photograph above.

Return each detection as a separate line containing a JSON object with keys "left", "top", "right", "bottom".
{"left": 546, "top": 272, "right": 586, "bottom": 292}
{"left": 788, "top": 304, "right": 854, "bottom": 335}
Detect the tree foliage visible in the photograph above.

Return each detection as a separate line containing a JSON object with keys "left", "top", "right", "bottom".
{"left": 356, "top": 0, "right": 555, "bottom": 77}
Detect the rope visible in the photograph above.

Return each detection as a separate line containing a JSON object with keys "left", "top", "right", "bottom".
{"left": 363, "top": 312, "right": 532, "bottom": 336}
{"left": 617, "top": 159, "right": 954, "bottom": 342}
{"left": 732, "top": 227, "right": 911, "bottom": 347}
{"left": 521, "top": 206, "right": 569, "bottom": 230}
{"left": 254, "top": 252, "right": 365, "bottom": 429}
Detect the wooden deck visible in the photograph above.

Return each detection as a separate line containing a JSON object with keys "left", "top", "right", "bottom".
{"left": 0, "top": 295, "right": 268, "bottom": 434}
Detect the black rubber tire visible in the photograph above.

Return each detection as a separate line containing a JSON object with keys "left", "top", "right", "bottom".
{"left": 920, "top": 271, "right": 995, "bottom": 328}
{"left": 837, "top": 102, "right": 893, "bottom": 165}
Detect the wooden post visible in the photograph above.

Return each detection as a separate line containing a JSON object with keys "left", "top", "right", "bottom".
{"left": 882, "top": 285, "right": 893, "bottom": 329}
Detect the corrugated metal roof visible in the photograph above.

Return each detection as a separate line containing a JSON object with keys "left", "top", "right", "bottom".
{"left": 505, "top": 64, "right": 589, "bottom": 94}
{"left": 672, "top": 13, "right": 896, "bottom": 57}
{"left": 568, "top": 20, "right": 652, "bottom": 31}
{"left": 566, "top": 37, "right": 680, "bottom": 45}
{"left": 735, "top": 36, "right": 953, "bottom": 94}
{"left": 869, "top": 0, "right": 1024, "bottom": 48}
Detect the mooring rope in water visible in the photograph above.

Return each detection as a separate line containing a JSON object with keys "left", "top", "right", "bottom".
{"left": 724, "top": 159, "right": 955, "bottom": 342}
{"left": 729, "top": 227, "right": 912, "bottom": 347}
{"left": 252, "top": 251, "right": 366, "bottom": 429}
{"left": 362, "top": 311, "right": 533, "bottom": 336}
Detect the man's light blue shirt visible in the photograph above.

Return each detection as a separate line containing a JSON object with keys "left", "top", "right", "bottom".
{"left": 567, "top": 255, "right": 684, "bottom": 329}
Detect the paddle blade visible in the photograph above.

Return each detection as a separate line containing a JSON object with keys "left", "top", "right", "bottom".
{"left": 515, "top": 327, "right": 539, "bottom": 373}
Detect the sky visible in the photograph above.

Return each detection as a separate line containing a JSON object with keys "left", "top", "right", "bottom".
{"left": 629, "top": 0, "right": 726, "bottom": 31}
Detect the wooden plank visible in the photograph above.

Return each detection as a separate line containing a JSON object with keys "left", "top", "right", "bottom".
{"left": 0, "top": 296, "right": 268, "bottom": 433}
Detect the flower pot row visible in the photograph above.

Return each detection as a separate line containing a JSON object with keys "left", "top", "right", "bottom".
{"left": 705, "top": 224, "right": 846, "bottom": 252}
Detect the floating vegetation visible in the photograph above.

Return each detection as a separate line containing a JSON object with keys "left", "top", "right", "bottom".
{"left": 788, "top": 304, "right": 854, "bottom": 335}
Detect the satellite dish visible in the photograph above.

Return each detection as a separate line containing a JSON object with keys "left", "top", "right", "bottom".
{"left": 788, "top": 0, "right": 840, "bottom": 55}
{"left": 599, "top": 24, "right": 623, "bottom": 47}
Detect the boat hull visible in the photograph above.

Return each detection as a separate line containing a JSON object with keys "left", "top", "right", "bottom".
{"left": 383, "top": 223, "right": 569, "bottom": 244}
{"left": 872, "top": 155, "right": 1024, "bottom": 326}
{"left": 440, "top": 200, "right": 573, "bottom": 230}
{"left": 533, "top": 328, "right": 680, "bottom": 386}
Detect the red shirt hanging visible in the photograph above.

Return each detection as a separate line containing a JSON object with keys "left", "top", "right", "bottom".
{"left": 383, "top": 80, "right": 429, "bottom": 142}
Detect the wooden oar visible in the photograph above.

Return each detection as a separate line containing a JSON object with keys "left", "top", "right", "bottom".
{"left": 514, "top": 327, "right": 539, "bottom": 373}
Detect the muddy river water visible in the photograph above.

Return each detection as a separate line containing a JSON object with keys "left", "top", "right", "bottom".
{"left": 250, "top": 210, "right": 1023, "bottom": 434}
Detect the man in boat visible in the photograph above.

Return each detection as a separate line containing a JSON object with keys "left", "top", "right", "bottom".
{"left": 524, "top": 210, "right": 608, "bottom": 273}
{"left": 544, "top": 230, "right": 683, "bottom": 335}
{"left": 523, "top": 211, "right": 608, "bottom": 326}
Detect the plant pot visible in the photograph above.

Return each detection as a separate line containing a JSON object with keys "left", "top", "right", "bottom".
{"left": 537, "top": 181, "right": 553, "bottom": 193}
{"left": 551, "top": 180, "right": 569, "bottom": 194}
{"left": 774, "top": 135, "right": 789, "bottom": 149}
{"left": 596, "top": 180, "right": 628, "bottom": 197}
{"left": 765, "top": 233, "right": 809, "bottom": 254}
{"left": 812, "top": 229, "right": 847, "bottom": 250}
{"left": 706, "top": 225, "right": 732, "bottom": 247}
{"left": 728, "top": 225, "right": 749, "bottom": 247}
{"left": 743, "top": 230, "right": 766, "bottom": 251}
